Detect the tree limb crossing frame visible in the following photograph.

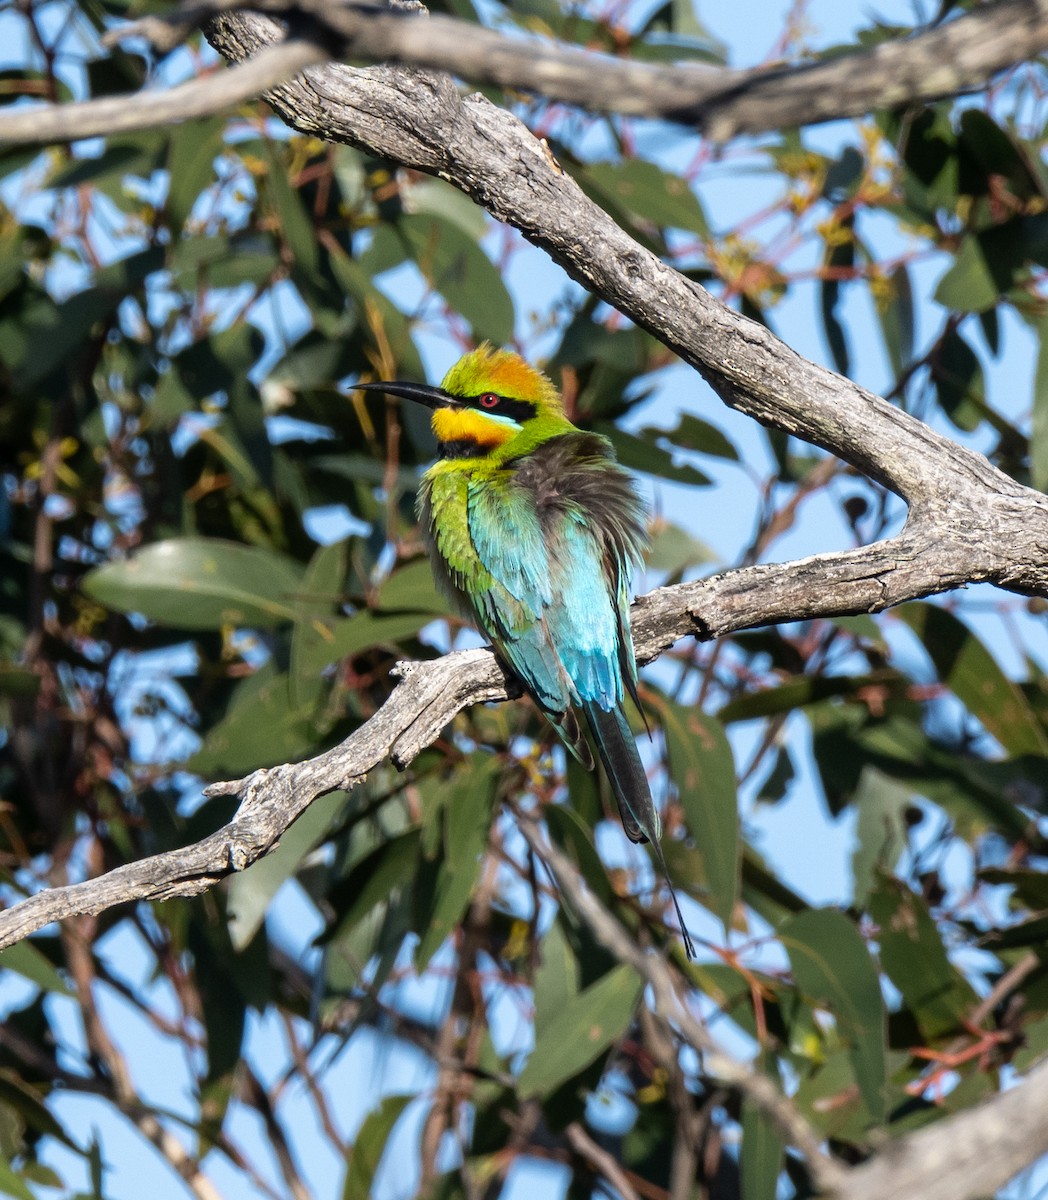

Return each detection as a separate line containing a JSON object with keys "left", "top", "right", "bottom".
{"left": 2, "top": 0, "right": 1048, "bottom": 143}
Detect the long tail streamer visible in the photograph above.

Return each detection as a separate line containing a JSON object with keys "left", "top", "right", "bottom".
{"left": 583, "top": 703, "right": 696, "bottom": 960}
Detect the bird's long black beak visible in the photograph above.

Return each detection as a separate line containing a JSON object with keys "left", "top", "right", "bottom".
{"left": 354, "top": 380, "right": 457, "bottom": 410}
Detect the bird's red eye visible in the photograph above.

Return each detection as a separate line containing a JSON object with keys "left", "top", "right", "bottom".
{"left": 479, "top": 392, "right": 499, "bottom": 409}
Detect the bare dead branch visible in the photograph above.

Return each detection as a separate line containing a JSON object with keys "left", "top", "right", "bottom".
{"left": 0, "top": 522, "right": 1027, "bottom": 954}
{"left": 4, "top": 0, "right": 1048, "bottom": 146}
{"left": 227, "top": 0, "right": 1048, "bottom": 138}
{"left": 513, "top": 811, "right": 848, "bottom": 1196}
{"left": 0, "top": 37, "right": 327, "bottom": 144}
{"left": 520, "top": 810, "right": 1048, "bottom": 1200}
{"left": 565, "top": 1122, "right": 643, "bottom": 1200}
{"left": 844, "top": 1054, "right": 1048, "bottom": 1200}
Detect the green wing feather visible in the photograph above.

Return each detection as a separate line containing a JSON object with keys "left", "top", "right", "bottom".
{"left": 419, "top": 436, "right": 693, "bottom": 957}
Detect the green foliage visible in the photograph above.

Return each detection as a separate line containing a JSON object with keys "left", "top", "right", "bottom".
{"left": 783, "top": 909, "right": 887, "bottom": 1120}
{"left": 342, "top": 1095, "right": 415, "bottom": 1199}
{"left": 520, "top": 964, "right": 644, "bottom": 1097}
{"left": 741, "top": 1055, "right": 784, "bottom": 1200}
{"left": 4, "top": 3, "right": 1048, "bottom": 1199}
{"left": 83, "top": 538, "right": 306, "bottom": 629}
{"left": 657, "top": 697, "right": 739, "bottom": 927}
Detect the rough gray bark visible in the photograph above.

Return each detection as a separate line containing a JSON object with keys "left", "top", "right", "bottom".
{"left": 3, "top": 0, "right": 1048, "bottom": 143}
{"left": 283, "top": 0, "right": 1048, "bottom": 139}
{"left": 201, "top": 10, "right": 1048, "bottom": 598}
{"left": 0, "top": 36, "right": 326, "bottom": 144}
{"left": 142, "top": 0, "right": 1048, "bottom": 138}
{"left": 845, "top": 1058, "right": 1048, "bottom": 1200}
{"left": 0, "top": 535, "right": 966, "bottom": 953}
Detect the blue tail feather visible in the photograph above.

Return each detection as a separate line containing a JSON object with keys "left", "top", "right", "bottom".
{"left": 583, "top": 703, "right": 694, "bottom": 959}
{"left": 583, "top": 702, "right": 655, "bottom": 844}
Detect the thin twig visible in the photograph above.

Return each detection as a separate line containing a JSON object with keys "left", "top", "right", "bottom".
{"left": 565, "top": 1122, "right": 643, "bottom": 1200}
{"left": 0, "top": 37, "right": 327, "bottom": 144}
{"left": 512, "top": 812, "right": 847, "bottom": 1194}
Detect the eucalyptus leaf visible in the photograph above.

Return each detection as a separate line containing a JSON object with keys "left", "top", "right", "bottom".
{"left": 398, "top": 212, "right": 515, "bottom": 345}
{"left": 342, "top": 1095, "right": 415, "bottom": 1200}
{"left": 585, "top": 160, "right": 709, "bottom": 235}
{"left": 0, "top": 943, "right": 72, "bottom": 996}
{"left": 868, "top": 874, "right": 977, "bottom": 1040}
{"left": 83, "top": 538, "right": 305, "bottom": 630}
{"left": 741, "top": 1059, "right": 784, "bottom": 1200}
{"left": 518, "top": 964, "right": 642, "bottom": 1096}
{"left": 783, "top": 909, "right": 887, "bottom": 1122}
{"left": 900, "top": 603, "right": 1048, "bottom": 756}
{"left": 657, "top": 698, "right": 739, "bottom": 928}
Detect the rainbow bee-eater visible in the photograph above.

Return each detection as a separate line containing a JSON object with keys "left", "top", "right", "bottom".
{"left": 358, "top": 345, "right": 693, "bottom": 957}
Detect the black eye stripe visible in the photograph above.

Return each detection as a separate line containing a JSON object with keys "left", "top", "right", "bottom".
{"left": 467, "top": 394, "right": 536, "bottom": 422}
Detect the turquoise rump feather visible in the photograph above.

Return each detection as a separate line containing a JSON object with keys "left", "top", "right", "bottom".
{"left": 358, "top": 345, "right": 693, "bottom": 958}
